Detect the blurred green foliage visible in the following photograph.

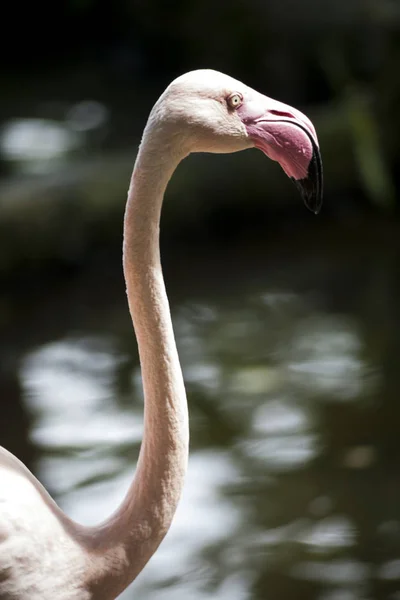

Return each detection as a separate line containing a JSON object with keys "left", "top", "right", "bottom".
{"left": 0, "top": 0, "right": 399, "bottom": 274}
{"left": 2, "top": 0, "right": 398, "bottom": 193}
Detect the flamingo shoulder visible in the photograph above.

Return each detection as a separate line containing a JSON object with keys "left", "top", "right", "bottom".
{"left": 0, "top": 447, "right": 91, "bottom": 600}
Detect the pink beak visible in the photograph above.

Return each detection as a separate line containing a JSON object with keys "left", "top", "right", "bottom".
{"left": 238, "top": 95, "right": 323, "bottom": 214}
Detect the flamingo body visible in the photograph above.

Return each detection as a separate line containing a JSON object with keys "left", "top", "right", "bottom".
{"left": 0, "top": 70, "right": 322, "bottom": 599}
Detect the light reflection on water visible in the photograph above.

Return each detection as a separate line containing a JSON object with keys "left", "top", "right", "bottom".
{"left": 5, "top": 230, "right": 400, "bottom": 598}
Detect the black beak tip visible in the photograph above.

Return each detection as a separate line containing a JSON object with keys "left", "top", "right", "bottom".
{"left": 304, "top": 190, "right": 323, "bottom": 215}
{"left": 291, "top": 176, "right": 322, "bottom": 215}
{"left": 290, "top": 146, "right": 323, "bottom": 215}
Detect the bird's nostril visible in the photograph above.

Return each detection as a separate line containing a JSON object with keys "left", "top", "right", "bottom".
{"left": 270, "top": 110, "right": 295, "bottom": 119}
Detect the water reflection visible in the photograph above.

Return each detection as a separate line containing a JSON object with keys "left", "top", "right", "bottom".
{"left": 4, "top": 228, "right": 400, "bottom": 598}
{"left": 287, "top": 316, "right": 373, "bottom": 401}
{"left": 22, "top": 337, "right": 137, "bottom": 449}
{"left": 0, "top": 119, "right": 80, "bottom": 173}
{"left": 0, "top": 100, "right": 108, "bottom": 174}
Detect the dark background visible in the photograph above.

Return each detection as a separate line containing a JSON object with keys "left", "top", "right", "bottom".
{"left": 1, "top": 3, "right": 400, "bottom": 599}
{"left": 1, "top": 0, "right": 399, "bottom": 278}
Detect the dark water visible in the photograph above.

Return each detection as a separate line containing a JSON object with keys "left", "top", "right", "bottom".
{"left": 2, "top": 222, "right": 400, "bottom": 599}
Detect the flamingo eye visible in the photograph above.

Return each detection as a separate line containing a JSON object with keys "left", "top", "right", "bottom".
{"left": 227, "top": 93, "right": 243, "bottom": 109}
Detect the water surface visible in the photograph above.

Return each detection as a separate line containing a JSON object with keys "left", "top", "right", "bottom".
{"left": 2, "top": 223, "right": 400, "bottom": 599}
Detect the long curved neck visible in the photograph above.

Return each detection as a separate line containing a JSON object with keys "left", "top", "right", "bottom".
{"left": 84, "top": 125, "right": 190, "bottom": 598}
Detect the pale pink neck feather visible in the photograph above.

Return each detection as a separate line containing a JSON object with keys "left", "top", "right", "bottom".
{"left": 79, "top": 125, "right": 190, "bottom": 599}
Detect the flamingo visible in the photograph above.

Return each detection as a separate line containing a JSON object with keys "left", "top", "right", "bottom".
{"left": 0, "top": 70, "right": 322, "bottom": 600}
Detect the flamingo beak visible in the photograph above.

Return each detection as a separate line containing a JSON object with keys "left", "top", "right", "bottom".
{"left": 289, "top": 132, "right": 323, "bottom": 215}
{"left": 238, "top": 96, "right": 323, "bottom": 214}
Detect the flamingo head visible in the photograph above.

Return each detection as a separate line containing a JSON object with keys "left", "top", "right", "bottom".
{"left": 152, "top": 70, "right": 323, "bottom": 214}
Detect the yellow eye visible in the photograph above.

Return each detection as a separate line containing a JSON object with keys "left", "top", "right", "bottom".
{"left": 227, "top": 93, "right": 243, "bottom": 109}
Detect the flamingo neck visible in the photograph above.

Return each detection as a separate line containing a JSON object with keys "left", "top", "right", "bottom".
{"left": 85, "top": 125, "right": 190, "bottom": 598}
